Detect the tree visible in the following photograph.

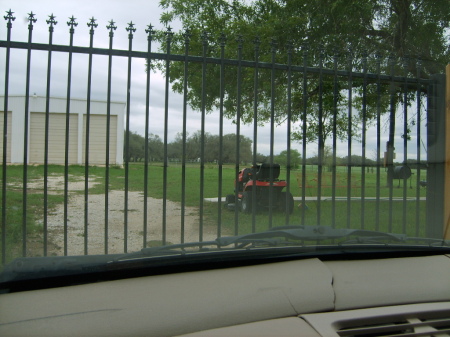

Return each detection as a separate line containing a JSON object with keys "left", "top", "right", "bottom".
{"left": 274, "top": 149, "right": 301, "bottom": 169}
{"left": 255, "top": 153, "right": 268, "bottom": 163}
{"left": 158, "top": 0, "right": 449, "bottom": 146}
{"left": 166, "top": 131, "right": 252, "bottom": 163}
{"left": 125, "top": 131, "right": 145, "bottom": 162}
{"left": 221, "top": 133, "right": 253, "bottom": 164}
{"left": 148, "top": 133, "right": 164, "bottom": 161}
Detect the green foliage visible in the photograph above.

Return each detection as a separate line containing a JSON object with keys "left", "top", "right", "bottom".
{"left": 124, "top": 130, "right": 253, "bottom": 164}
{"left": 125, "top": 131, "right": 145, "bottom": 162}
{"left": 157, "top": 0, "right": 449, "bottom": 144}
{"left": 274, "top": 149, "right": 301, "bottom": 168}
{"left": 168, "top": 131, "right": 253, "bottom": 163}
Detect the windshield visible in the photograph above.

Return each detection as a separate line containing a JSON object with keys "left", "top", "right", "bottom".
{"left": 0, "top": 0, "right": 449, "bottom": 288}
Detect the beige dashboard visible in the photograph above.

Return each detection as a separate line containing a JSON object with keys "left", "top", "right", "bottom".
{"left": 1, "top": 255, "right": 450, "bottom": 336}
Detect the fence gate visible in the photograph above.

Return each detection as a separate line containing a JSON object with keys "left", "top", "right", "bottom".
{"left": 0, "top": 10, "right": 448, "bottom": 264}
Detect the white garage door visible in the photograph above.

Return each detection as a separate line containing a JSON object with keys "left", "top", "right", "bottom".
{"left": 82, "top": 115, "right": 118, "bottom": 165}
{"left": 0, "top": 112, "right": 12, "bottom": 163}
{"left": 29, "top": 112, "right": 78, "bottom": 164}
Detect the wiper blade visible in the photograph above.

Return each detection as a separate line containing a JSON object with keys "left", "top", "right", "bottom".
{"left": 216, "top": 225, "right": 409, "bottom": 247}
{"left": 3, "top": 226, "right": 449, "bottom": 287}
{"left": 115, "top": 240, "right": 219, "bottom": 261}
{"left": 344, "top": 235, "right": 450, "bottom": 247}
{"left": 104, "top": 225, "right": 450, "bottom": 260}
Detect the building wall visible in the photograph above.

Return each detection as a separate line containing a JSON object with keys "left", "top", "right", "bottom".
{"left": 0, "top": 96, "right": 125, "bottom": 165}
{"left": 0, "top": 111, "right": 11, "bottom": 163}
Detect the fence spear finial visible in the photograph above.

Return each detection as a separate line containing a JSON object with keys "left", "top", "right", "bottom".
{"left": 270, "top": 37, "right": 277, "bottom": 51}
{"left": 183, "top": 28, "right": 192, "bottom": 43}
{"left": 46, "top": 13, "right": 57, "bottom": 31}
{"left": 165, "top": 26, "right": 174, "bottom": 42}
{"left": 87, "top": 17, "right": 98, "bottom": 29}
{"left": 201, "top": 30, "right": 210, "bottom": 46}
{"left": 145, "top": 24, "right": 155, "bottom": 37}
{"left": 27, "top": 11, "right": 37, "bottom": 27}
{"left": 126, "top": 21, "right": 136, "bottom": 34}
{"left": 107, "top": 19, "right": 117, "bottom": 37}
{"left": 285, "top": 39, "right": 293, "bottom": 53}
{"left": 67, "top": 15, "right": 78, "bottom": 33}
{"left": 4, "top": 9, "right": 15, "bottom": 23}
{"left": 218, "top": 32, "right": 226, "bottom": 46}
{"left": 252, "top": 35, "right": 260, "bottom": 46}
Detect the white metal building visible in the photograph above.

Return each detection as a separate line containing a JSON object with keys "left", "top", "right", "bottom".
{"left": 0, "top": 96, "right": 125, "bottom": 165}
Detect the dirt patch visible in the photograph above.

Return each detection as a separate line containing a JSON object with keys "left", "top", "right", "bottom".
{"left": 16, "top": 175, "right": 217, "bottom": 256}
{"left": 8, "top": 174, "right": 100, "bottom": 194}
{"left": 45, "top": 190, "right": 217, "bottom": 255}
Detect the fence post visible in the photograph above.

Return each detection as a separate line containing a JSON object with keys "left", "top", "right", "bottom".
{"left": 426, "top": 74, "right": 446, "bottom": 238}
{"left": 445, "top": 65, "right": 450, "bottom": 239}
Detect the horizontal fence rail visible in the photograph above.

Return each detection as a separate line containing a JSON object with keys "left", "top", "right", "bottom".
{"left": 0, "top": 40, "right": 434, "bottom": 86}
{"left": 0, "top": 11, "right": 442, "bottom": 264}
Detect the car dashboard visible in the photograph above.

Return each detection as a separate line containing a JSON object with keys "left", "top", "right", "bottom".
{"left": 1, "top": 254, "right": 450, "bottom": 336}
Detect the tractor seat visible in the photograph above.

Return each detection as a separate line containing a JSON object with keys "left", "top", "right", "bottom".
{"left": 255, "top": 163, "right": 280, "bottom": 181}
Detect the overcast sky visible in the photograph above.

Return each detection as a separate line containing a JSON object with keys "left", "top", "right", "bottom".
{"left": 0, "top": 0, "right": 427, "bottom": 159}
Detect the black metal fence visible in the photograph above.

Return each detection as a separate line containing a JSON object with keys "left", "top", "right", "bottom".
{"left": 0, "top": 10, "right": 445, "bottom": 263}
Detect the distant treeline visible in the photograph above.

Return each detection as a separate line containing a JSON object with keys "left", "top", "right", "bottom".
{"left": 124, "top": 130, "right": 256, "bottom": 164}
{"left": 305, "top": 154, "right": 428, "bottom": 169}
{"left": 125, "top": 131, "right": 428, "bottom": 169}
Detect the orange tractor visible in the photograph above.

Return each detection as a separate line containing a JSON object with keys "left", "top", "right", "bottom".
{"left": 225, "top": 163, "right": 294, "bottom": 214}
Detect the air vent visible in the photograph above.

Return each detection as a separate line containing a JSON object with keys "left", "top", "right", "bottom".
{"left": 337, "top": 314, "right": 450, "bottom": 337}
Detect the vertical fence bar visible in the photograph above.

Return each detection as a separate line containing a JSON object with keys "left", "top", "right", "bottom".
{"left": 105, "top": 20, "right": 117, "bottom": 254}
{"left": 387, "top": 55, "right": 396, "bottom": 232}
{"left": 268, "top": 39, "right": 277, "bottom": 228}
{"left": 123, "top": 22, "right": 136, "bottom": 253}
{"left": 375, "top": 53, "right": 382, "bottom": 232}
{"left": 402, "top": 58, "right": 408, "bottom": 234}
{"left": 317, "top": 48, "right": 324, "bottom": 226}
{"left": 199, "top": 31, "right": 208, "bottom": 242}
{"left": 180, "top": 29, "right": 190, "bottom": 244}
{"left": 162, "top": 27, "right": 173, "bottom": 245}
{"left": 21, "top": 12, "right": 36, "bottom": 258}
{"left": 143, "top": 24, "right": 155, "bottom": 248}
{"left": 64, "top": 16, "right": 77, "bottom": 256}
{"left": 445, "top": 64, "right": 450, "bottom": 239}
{"left": 360, "top": 52, "right": 368, "bottom": 229}
{"left": 217, "top": 33, "right": 226, "bottom": 238}
{"left": 301, "top": 45, "right": 308, "bottom": 227}
{"left": 251, "top": 37, "right": 260, "bottom": 233}
{"left": 84, "top": 17, "right": 97, "bottom": 255}
{"left": 43, "top": 14, "right": 57, "bottom": 257}
{"left": 426, "top": 74, "right": 445, "bottom": 239}
{"left": 415, "top": 59, "right": 422, "bottom": 236}
{"left": 1, "top": 20, "right": 441, "bottom": 251}
{"left": 285, "top": 41, "right": 293, "bottom": 224}
{"left": 346, "top": 49, "right": 353, "bottom": 228}
{"left": 234, "top": 35, "right": 243, "bottom": 235}
{"left": 2, "top": 10, "right": 15, "bottom": 264}
{"left": 331, "top": 50, "right": 339, "bottom": 228}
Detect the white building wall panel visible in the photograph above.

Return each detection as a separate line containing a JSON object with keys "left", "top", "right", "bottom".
{"left": 82, "top": 115, "right": 118, "bottom": 165}
{"left": 29, "top": 112, "right": 78, "bottom": 164}
{"left": 0, "top": 112, "right": 12, "bottom": 163}
{"left": 0, "top": 96, "right": 125, "bottom": 165}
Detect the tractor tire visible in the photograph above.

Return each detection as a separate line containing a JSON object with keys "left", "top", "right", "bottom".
{"left": 225, "top": 194, "right": 235, "bottom": 208}
{"left": 280, "top": 191, "right": 294, "bottom": 214}
{"left": 241, "top": 191, "right": 252, "bottom": 213}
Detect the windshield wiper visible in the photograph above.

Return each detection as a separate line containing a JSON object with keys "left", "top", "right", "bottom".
{"left": 115, "top": 240, "right": 219, "bottom": 261}
{"left": 215, "top": 225, "right": 409, "bottom": 247}
{"left": 216, "top": 225, "right": 450, "bottom": 248}
{"left": 116, "top": 225, "right": 449, "bottom": 260}
{"left": 2, "top": 225, "right": 449, "bottom": 289}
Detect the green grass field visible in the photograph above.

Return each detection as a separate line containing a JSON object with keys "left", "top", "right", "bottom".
{"left": 0, "top": 163, "right": 428, "bottom": 262}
